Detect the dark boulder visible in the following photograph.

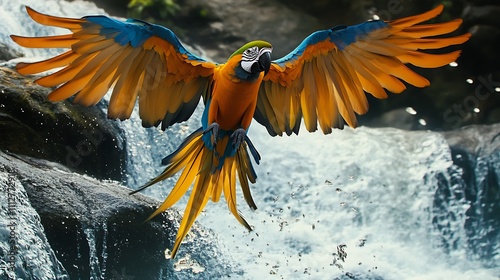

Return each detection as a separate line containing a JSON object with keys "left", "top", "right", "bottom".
{"left": 0, "top": 66, "right": 126, "bottom": 181}
{"left": 439, "top": 124, "right": 500, "bottom": 266}
{"left": 0, "top": 43, "right": 23, "bottom": 62}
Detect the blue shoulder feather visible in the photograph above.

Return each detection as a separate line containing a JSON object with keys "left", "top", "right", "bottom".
{"left": 274, "top": 20, "right": 388, "bottom": 67}
{"left": 84, "top": 16, "right": 207, "bottom": 62}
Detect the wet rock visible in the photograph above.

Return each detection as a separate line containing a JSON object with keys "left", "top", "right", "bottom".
{"left": 442, "top": 123, "right": 500, "bottom": 156}
{"left": 0, "top": 160, "right": 68, "bottom": 280}
{"left": 441, "top": 124, "right": 500, "bottom": 265}
{"left": 0, "top": 66, "right": 126, "bottom": 181}
{"left": 0, "top": 43, "right": 23, "bottom": 62}
{"left": 0, "top": 150, "right": 235, "bottom": 279}
{"left": 361, "top": 108, "right": 421, "bottom": 130}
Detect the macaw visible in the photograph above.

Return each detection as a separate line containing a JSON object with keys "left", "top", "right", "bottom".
{"left": 11, "top": 5, "right": 469, "bottom": 258}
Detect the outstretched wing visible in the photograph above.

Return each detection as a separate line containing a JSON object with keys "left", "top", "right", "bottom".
{"left": 254, "top": 5, "right": 470, "bottom": 136}
{"left": 11, "top": 7, "right": 217, "bottom": 129}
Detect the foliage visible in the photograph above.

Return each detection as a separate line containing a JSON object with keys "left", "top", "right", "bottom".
{"left": 127, "top": 0, "right": 180, "bottom": 20}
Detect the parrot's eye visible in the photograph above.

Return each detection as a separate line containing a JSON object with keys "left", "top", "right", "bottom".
{"left": 243, "top": 47, "right": 258, "bottom": 58}
{"left": 240, "top": 47, "right": 261, "bottom": 73}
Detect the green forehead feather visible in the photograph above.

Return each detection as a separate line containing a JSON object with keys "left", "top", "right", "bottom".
{"left": 229, "top": 40, "right": 272, "bottom": 59}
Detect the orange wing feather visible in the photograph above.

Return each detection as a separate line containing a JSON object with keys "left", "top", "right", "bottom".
{"left": 11, "top": 6, "right": 217, "bottom": 129}
{"left": 256, "top": 4, "right": 470, "bottom": 136}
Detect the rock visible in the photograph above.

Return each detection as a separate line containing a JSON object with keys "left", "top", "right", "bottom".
{"left": 0, "top": 66, "right": 126, "bottom": 181}
{"left": 360, "top": 108, "right": 421, "bottom": 130}
{"left": 277, "top": 0, "right": 370, "bottom": 26}
{"left": 83, "top": 0, "right": 129, "bottom": 17}
{"left": 0, "top": 150, "right": 235, "bottom": 279}
{"left": 442, "top": 123, "right": 500, "bottom": 156}
{"left": 0, "top": 160, "right": 68, "bottom": 279}
{"left": 440, "top": 124, "right": 500, "bottom": 265}
{"left": 0, "top": 43, "right": 23, "bottom": 62}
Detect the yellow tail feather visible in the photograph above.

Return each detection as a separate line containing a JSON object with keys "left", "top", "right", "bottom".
{"left": 132, "top": 128, "right": 259, "bottom": 258}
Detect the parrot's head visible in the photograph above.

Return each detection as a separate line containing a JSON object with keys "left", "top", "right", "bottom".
{"left": 230, "top": 40, "right": 272, "bottom": 76}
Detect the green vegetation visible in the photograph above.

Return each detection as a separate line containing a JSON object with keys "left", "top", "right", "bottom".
{"left": 127, "top": 0, "right": 180, "bottom": 21}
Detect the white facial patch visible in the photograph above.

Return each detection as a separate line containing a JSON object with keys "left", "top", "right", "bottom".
{"left": 240, "top": 46, "right": 272, "bottom": 73}
{"left": 241, "top": 46, "right": 259, "bottom": 73}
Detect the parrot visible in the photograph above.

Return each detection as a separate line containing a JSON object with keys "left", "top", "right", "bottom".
{"left": 11, "top": 5, "right": 470, "bottom": 258}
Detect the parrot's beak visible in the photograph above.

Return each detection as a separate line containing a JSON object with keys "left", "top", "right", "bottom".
{"left": 258, "top": 51, "right": 272, "bottom": 76}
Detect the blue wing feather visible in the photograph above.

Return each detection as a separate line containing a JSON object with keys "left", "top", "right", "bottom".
{"left": 84, "top": 16, "right": 208, "bottom": 62}
{"left": 330, "top": 20, "right": 387, "bottom": 49}
{"left": 273, "top": 20, "right": 388, "bottom": 67}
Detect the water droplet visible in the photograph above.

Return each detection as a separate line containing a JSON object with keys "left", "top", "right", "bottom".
{"left": 405, "top": 107, "right": 417, "bottom": 115}
{"left": 357, "top": 238, "right": 367, "bottom": 247}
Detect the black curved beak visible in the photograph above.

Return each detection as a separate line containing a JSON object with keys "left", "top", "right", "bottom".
{"left": 258, "top": 51, "right": 272, "bottom": 76}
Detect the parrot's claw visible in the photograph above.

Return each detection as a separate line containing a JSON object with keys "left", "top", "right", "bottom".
{"left": 231, "top": 128, "right": 246, "bottom": 149}
{"left": 204, "top": 122, "right": 220, "bottom": 146}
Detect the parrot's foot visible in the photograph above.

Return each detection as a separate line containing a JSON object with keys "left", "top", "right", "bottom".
{"left": 231, "top": 128, "right": 246, "bottom": 149}
{"left": 204, "top": 122, "right": 220, "bottom": 146}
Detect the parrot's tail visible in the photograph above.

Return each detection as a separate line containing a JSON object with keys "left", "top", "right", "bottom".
{"left": 130, "top": 127, "right": 261, "bottom": 258}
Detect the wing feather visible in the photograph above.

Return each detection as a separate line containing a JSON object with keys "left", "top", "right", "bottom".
{"left": 15, "top": 50, "right": 78, "bottom": 75}
{"left": 41, "top": 52, "right": 98, "bottom": 92}
{"left": 11, "top": 6, "right": 217, "bottom": 129}
{"left": 10, "top": 34, "right": 78, "bottom": 48}
{"left": 328, "top": 53, "right": 357, "bottom": 127}
{"left": 256, "top": 4, "right": 469, "bottom": 136}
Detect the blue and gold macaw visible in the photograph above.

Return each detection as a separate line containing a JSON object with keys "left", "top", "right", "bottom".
{"left": 11, "top": 5, "right": 469, "bottom": 257}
